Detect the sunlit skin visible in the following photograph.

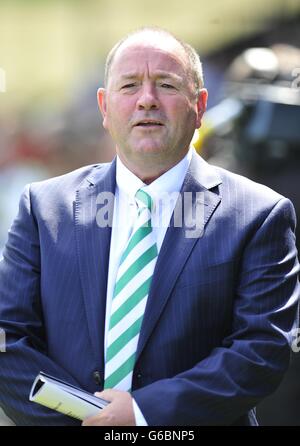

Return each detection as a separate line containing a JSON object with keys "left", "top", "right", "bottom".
{"left": 98, "top": 35, "right": 207, "bottom": 184}
{"left": 83, "top": 34, "right": 208, "bottom": 426}
{"left": 82, "top": 389, "right": 135, "bottom": 426}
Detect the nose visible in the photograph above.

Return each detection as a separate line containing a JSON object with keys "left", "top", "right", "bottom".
{"left": 136, "top": 84, "right": 159, "bottom": 110}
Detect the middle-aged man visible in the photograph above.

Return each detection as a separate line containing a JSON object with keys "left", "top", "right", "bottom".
{"left": 0, "top": 28, "right": 299, "bottom": 426}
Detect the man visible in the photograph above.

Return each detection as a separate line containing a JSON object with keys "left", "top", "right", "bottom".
{"left": 0, "top": 27, "right": 299, "bottom": 426}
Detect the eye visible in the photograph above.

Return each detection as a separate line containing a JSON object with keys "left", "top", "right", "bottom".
{"left": 121, "top": 83, "right": 136, "bottom": 89}
{"left": 161, "top": 83, "right": 175, "bottom": 89}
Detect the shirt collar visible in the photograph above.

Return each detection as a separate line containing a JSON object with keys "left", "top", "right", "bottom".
{"left": 116, "top": 146, "right": 194, "bottom": 203}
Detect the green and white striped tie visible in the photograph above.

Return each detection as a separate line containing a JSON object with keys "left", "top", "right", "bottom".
{"left": 104, "top": 188, "right": 158, "bottom": 392}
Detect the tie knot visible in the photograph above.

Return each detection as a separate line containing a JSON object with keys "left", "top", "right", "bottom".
{"left": 135, "top": 189, "right": 153, "bottom": 213}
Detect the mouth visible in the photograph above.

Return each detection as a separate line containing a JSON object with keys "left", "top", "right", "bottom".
{"left": 134, "top": 120, "right": 164, "bottom": 128}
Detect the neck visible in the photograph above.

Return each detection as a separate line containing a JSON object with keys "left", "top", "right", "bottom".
{"left": 117, "top": 150, "right": 189, "bottom": 184}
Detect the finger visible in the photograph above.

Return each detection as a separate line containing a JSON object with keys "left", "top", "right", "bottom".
{"left": 83, "top": 408, "right": 111, "bottom": 426}
{"left": 82, "top": 415, "right": 99, "bottom": 426}
{"left": 94, "top": 389, "right": 118, "bottom": 401}
{"left": 82, "top": 408, "right": 108, "bottom": 426}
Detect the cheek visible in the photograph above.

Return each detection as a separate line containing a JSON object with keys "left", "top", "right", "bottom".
{"left": 164, "top": 96, "right": 192, "bottom": 118}
{"left": 111, "top": 94, "right": 136, "bottom": 116}
{"left": 110, "top": 109, "right": 133, "bottom": 135}
{"left": 177, "top": 100, "right": 198, "bottom": 123}
{"left": 105, "top": 108, "right": 125, "bottom": 132}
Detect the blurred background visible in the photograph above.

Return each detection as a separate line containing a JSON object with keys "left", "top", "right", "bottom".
{"left": 0, "top": 0, "right": 299, "bottom": 426}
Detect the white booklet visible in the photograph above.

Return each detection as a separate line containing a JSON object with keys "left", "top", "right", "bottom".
{"left": 29, "top": 372, "right": 109, "bottom": 421}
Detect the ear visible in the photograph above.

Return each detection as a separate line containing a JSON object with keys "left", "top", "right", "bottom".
{"left": 97, "top": 88, "right": 108, "bottom": 130}
{"left": 195, "top": 88, "right": 208, "bottom": 129}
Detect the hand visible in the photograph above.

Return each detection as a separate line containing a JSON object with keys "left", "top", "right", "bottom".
{"left": 82, "top": 389, "right": 136, "bottom": 426}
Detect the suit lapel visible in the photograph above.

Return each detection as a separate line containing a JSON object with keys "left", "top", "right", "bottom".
{"left": 136, "top": 152, "right": 222, "bottom": 363}
{"left": 74, "top": 159, "right": 116, "bottom": 367}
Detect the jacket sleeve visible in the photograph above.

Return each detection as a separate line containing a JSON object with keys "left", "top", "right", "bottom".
{"left": 132, "top": 198, "right": 300, "bottom": 425}
{"left": 0, "top": 185, "right": 81, "bottom": 426}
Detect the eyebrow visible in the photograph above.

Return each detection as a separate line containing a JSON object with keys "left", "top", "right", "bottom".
{"left": 118, "top": 71, "right": 183, "bottom": 83}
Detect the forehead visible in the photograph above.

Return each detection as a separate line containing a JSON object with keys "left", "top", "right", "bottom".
{"left": 109, "top": 35, "right": 189, "bottom": 82}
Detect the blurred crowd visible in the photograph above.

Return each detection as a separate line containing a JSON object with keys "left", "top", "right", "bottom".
{"left": 0, "top": 74, "right": 116, "bottom": 251}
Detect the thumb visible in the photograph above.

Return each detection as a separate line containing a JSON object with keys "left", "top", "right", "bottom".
{"left": 94, "top": 389, "right": 116, "bottom": 401}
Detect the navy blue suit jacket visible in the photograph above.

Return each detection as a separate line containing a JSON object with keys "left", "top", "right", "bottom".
{"left": 0, "top": 152, "right": 299, "bottom": 425}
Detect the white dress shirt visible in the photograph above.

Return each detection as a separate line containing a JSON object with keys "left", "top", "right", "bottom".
{"left": 105, "top": 147, "right": 193, "bottom": 425}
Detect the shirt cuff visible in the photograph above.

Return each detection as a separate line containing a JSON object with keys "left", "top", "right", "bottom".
{"left": 132, "top": 398, "right": 148, "bottom": 426}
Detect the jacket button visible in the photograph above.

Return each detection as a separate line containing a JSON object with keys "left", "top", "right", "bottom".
{"left": 137, "top": 373, "right": 142, "bottom": 379}
{"left": 93, "top": 371, "right": 102, "bottom": 385}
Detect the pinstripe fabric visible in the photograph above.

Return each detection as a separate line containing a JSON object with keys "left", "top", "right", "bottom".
{"left": 0, "top": 153, "right": 298, "bottom": 426}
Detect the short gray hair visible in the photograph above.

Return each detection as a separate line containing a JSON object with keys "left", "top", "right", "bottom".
{"left": 104, "top": 27, "right": 204, "bottom": 95}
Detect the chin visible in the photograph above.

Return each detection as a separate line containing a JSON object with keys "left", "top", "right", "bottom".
{"left": 134, "top": 144, "right": 166, "bottom": 155}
